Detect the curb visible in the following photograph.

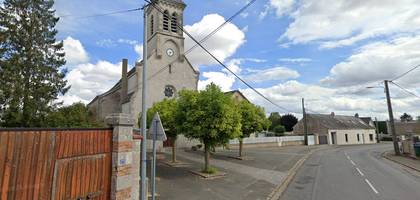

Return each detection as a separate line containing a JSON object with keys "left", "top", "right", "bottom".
{"left": 266, "top": 147, "right": 321, "bottom": 200}
{"left": 382, "top": 151, "right": 420, "bottom": 173}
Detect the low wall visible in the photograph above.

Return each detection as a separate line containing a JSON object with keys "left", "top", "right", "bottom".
{"left": 229, "top": 135, "right": 315, "bottom": 147}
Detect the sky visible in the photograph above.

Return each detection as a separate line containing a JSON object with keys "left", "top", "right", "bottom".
{"left": 27, "top": 0, "right": 420, "bottom": 120}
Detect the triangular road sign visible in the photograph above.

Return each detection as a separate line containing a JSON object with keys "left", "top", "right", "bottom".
{"left": 147, "top": 112, "right": 167, "bottom": 141}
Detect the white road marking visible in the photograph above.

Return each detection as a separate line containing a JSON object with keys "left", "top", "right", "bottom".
{"left": 365, "top": 179, "right": 379, "bottom": 194}
{"left": 350, "top": 159, "right": 356, "bottom": 166}
{"left": 346, "top": 155, "right": 351, "bottom": 160}
{"left": 356, "top": 167, "right": 364, "bottom": 176}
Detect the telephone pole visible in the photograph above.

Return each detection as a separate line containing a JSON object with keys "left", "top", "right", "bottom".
{"left": 302, "top": 98, "right": 308, "bottom": 145}
{"left": 384, "top": 80, "right": 400, "bottom": 155}
{"left": 141, "top": 3, "right": 149, "bottom": 200}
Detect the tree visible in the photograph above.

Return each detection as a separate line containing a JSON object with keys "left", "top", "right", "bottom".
{"left": 400, "top": 113, "right": 413, "bottom": 122}
{"left": 0, "top": 0, "right": 68, "bottom": 127}
{"left": 417, "top": 116, "right": 420, "bottom": 121}
{"left": 273, "top": 125, "right": 286, "bottom": 136}
{"left": 268, "top": 112, "right": 282, "bottom": 131}
{"left": 237, "top": 101, "right": 268, "bottom": 157}
{"left": 176, "top": 84, "right": 241, "bottom": 173}
{"left": 147, "top": 98, "right": 178, "bottom": 163}
{"left": 281, "top": 113, "right": 298, "bottom": 132}
{"left": 44, "top": 103, "right": 104, "bottom": 128}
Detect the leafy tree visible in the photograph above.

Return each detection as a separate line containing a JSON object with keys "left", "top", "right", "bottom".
{"left": 176, "top": 84, "right": 241, "bottom": 173}
{"left": 377, "top": 121, "right": 388, "bottom": 134}
{"left": 281, "top": 113, "right": 298, "bottom": 132}
{"left": 417, "top": 116, "right": 420, "bottom": 121}
{"left": 400, "top": 113, "right": 413, "bottom": 122}
{"left": 0, "top": 0, "right": 68, "bottom": 127}
{"left": 237, "top": 101, "right": 268, "bottom": 157}
{"left": 147, "top": 98, "right": 179, "bottom": 163}
{"left": 268, "top": 112, "right": 282, "bottom": 131}
{"left": 44, "top": 103, "right": 104, "bottom": 128}
{"left": 273, "top": 125, "right": 286, "bottom": 136}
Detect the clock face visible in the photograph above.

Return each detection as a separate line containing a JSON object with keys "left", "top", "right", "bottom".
{"left": 166, "top": 48, "right": 174, "bottom": 57}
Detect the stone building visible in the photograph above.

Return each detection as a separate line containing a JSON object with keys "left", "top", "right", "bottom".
{"left": 88, "top": 0, "right": 199, "bottom": 123}
{"left": 294, "top": 113, "right": 376, "bottom": 145}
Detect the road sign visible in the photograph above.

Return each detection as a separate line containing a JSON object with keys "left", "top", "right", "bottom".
{"left": 147, "top": 112, "right": 167, "bottom": 141}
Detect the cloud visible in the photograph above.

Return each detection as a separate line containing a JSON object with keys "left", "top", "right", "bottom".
{"left": 321, "top": 35, "right": 420, "bottom": 87}
{"left": 60, "top": 61, "right": 121, "bottom": 105}
{"left": 278, "top": 0, "right": 420, "bottom": 48}
{"left": 269, "top": 0, "right": 296, "bottom": 17}
{"left": 278, "top": 57, "right": 312, "bottom": 63}
{"left": 63, "top": 37, "right": 89, "bottom": 65}
{"left": 245, "top": 67, "right": 300, "bottom": 83}
{"left": 184, "top": 14, "right": 246, "bottom": 67}
{"left": 198, "top": 72, "right": 236, "bottom": 92}
{"left": 134, "top": 44, "right": 143, "bottom": 61}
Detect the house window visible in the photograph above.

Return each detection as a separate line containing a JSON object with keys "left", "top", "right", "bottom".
{"left": 369, "top": 134, "right": 374, "bottom": 141}
{"left": 345, "top": 134, "right": 348, "bottom": 143}
{"left": 171, "top": 13, "right": 178, "bottom": 33}
{"left": 357, "top": 134, "right": 360, "bottom": 142}
{"left": 163, "top": 10, "right": 169, "bottom": 31}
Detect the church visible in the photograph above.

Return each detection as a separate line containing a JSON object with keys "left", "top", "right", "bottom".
{"left": 88, "top": 0, "right": 199, "bottom": 123}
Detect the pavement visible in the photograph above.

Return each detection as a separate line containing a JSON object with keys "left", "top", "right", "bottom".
{"left": 383, "top": 151, "right": 420, "bottom": 172}
{"left": 153, "top": 145, "right": 317, "bottom": 200}
{"left": 281, "top": 143, "right": 420, "bottom": 200}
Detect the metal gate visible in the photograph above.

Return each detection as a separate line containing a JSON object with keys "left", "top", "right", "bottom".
{"left": 319, "top": 135, "right": 328, "bottom": 145}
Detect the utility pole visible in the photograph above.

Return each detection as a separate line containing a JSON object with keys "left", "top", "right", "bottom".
{"left": 302, "top": 98, "right": 308, "bottom": 145}
{"left": 375, "top": 117, "right": 380, "bottom": 143}
{"left": 384, "top": 80, "right": 400, "bottom": 155}
{"left": 141, "top": 3, "right": 149, "bottom": 200}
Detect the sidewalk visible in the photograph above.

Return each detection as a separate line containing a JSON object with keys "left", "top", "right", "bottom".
{"left": 383, "top": 151, "right": 420, "bottom": 172}
{"left": 153, "top": 145, "right": 319, "bottom": 200}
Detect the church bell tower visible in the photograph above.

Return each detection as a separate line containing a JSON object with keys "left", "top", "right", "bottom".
{"left": 146, "top": 0, "right": 186, "bottom": 61}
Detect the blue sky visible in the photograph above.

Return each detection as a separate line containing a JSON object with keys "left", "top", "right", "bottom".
{"left": 45, "top": 0, "right": 420, "bottom": 119}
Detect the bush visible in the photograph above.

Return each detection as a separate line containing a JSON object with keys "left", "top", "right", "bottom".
{"left": 273, "top": 125, "right": 286, "bottom": 134}
{"left": 201, "top": 167, "right": 218, "bottom": 174}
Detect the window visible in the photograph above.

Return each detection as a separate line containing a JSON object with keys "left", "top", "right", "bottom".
{"left": 150, "top": 15, "right": 154, "bottom": 35}
{"left": 163, "top": 10, "right": 169, "bottom": 31}
{"left": 357, "top": 134, "right": 360, "bottom": 142}
{"left": 369, "top": 134, "right": 374, "bottom": 141}
{"left": 171, "top": 13, "right": 178, "bottom": 33}
{"left": 168, "top": 64, "right": 172, "bottom": 74}
{"left": 345, "top": 134, "right": 348, "bottom": 142}
{"left": 164, "top": 85, "right": 176, "bottom": 98}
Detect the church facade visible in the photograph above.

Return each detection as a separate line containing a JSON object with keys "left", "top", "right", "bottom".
{"left": 88, "top": 0, "right": 199, "bottom": 123}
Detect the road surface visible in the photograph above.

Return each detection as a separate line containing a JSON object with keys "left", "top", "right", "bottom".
{"left": 281, "top": 144, "right": 420, "bottom": 200}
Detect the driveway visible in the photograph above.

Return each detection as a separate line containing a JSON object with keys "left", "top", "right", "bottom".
{"left": 153, "top": 145, "right": 316, "bottom": 200}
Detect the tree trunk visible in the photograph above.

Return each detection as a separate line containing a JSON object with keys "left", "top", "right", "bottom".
{"left": 239, "top": 139, "right": 243, "bottom": 158}
{"left": 171, "top": 137, "right": 177, "bottom": 163}
{"left": 204, "top": 142, "right": 210, "bottom": 172}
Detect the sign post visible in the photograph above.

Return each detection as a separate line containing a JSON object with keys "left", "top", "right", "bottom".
{"left": 148, "top": 112, "right": 167, "bottom": 200}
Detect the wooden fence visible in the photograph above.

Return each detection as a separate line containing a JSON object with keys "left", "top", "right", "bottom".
{"left": 0, "top": 128, "right": 113, "bottom": 200}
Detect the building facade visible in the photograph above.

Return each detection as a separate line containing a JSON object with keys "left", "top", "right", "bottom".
{"left": 88, "top": 0, "right": 199, "bottom": 123}
{"left": 293, "top": 113, "right": 376, "bottom": 145}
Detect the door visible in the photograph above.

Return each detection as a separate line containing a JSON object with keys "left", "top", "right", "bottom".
{"left": 331, "top": 132, "right": 337, "bottom": 145}
{"left": 319, "top": 135, "right": 328, "bottom": 145}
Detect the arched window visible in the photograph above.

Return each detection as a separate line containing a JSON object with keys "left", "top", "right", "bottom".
{"left": 150, "top": 15, "right": 154, "bottom": 35}
{"left": 171, "top": 13, "right": 178, "bottom": 33}
{"left": 163, "top": 10, "right": 169, "bottom": 31}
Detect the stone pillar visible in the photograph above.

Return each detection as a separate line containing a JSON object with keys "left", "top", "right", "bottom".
{"left": 106, "top": 113, "right": 137, "bottom": 200}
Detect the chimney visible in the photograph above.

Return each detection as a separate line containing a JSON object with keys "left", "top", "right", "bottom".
{"left": 331, "top": 112, "right": 335, "bottom": 117}
{"left": 120, "top": 59, "right": 128, "bottom": 110}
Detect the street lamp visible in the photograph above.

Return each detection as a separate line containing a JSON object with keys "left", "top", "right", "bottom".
{"left": 366, "top": 81, "right": 401, "bottom": 155}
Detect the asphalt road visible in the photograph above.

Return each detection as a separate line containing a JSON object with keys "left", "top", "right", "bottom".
{"left": 281, "top": 144, "right": 420, "bottom": 200}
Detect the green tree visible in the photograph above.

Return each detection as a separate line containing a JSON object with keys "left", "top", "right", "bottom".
{"left": 44, "top": 103, "right": 104, "bottom": 128}
{"left": 176, "top": 84, "right": 241, "bottom": 173}
{"left": 400, "top": 113, "right": 413, "bottom": 122}
{"left": 417, "top": 116, "right": 420, "bottom": 121}
{"left": 268, "top": 112, "right": 282, "bottom": 131}
{"left": 281, "top": 113, "right": 298, "bottom": 132}
{"left": 237, "top": 101, "right": 268, "bottom": 157}
{"left": 273, "top": 125, "right": 286, "bottom": 136}
{"left": 147, "top": 98, "right": 179, "bottom": 163}
{"left": 0, "top": 0, "right": 68, "bottom": 127}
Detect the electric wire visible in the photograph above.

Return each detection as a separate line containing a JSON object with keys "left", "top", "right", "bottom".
{"left": 390, "top": 81, "right": 420, "bottom": 100}
{"left": 392, "top": 64, "right": 420, "bottom": 82}
{"left": 58, "top": 8, "right": 141, "bottom": 19}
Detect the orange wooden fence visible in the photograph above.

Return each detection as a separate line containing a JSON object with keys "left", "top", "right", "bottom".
{"left": 0, "top": 128, "right": 113, "bottom": 200}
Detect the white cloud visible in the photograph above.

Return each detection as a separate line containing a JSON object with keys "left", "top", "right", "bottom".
{"left": 278, "top": 57, "right": 312, "bottom": 63}
{"left": 278, "top": 0, "right": 420, "bottom": 48}
{"left": 269, "top": 0, "right": 296, "bottom": 17}
{"left": 184, "top": 14, "right": 246, "bottom": 67}
{"left": 198, "top": 72, "right": 236, "bottom": 92}
{"left": 63, "top": 37, "right": 89, "bottom": 65}
{"left": 134, "top": 44, "right": 143, "bottom": 61}
{"left": 60, "top": 61, "right": 121, "bottom": 105}
{"left": 245, "top": 67, "right": 300, "bottom": 83}
{"left": 321, "top": 35, "right": 420, "bottom": 87}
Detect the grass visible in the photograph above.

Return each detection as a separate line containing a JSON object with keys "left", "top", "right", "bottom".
{"left": 201, "top": 167, "right": 218, "bottom": 175}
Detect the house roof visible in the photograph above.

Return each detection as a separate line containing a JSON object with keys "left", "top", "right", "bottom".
{"left": 308, "top": 114, "right": 374, "bottom": 130}
{"left": 225, "top": 90, "right": 250, "bottom": 102}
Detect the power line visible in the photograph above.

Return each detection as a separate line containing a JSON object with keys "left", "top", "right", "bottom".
{"left": 145, "top": 0, "right": 294, "bottom": 113}
{"left": 392, "top": 63, "right": 420, "bottom": 81}
{"left": 58, "top": 7, "right": 141, "bottom": 19}
{"left": 390, "top": 81, "right": 420, "bottom": 100}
